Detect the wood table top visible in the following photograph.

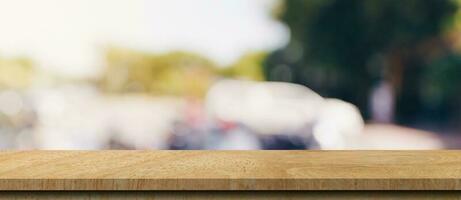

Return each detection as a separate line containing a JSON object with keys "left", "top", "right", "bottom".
{"left": 0, "top": 150, "right": 459, "bottom": 190}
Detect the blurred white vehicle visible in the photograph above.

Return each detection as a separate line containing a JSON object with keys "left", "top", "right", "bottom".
{"left": 205, "top": 79, "right": 365, "bottom": 149}
{"left": 206, "top": 79, "right": 324, "bottom": 135}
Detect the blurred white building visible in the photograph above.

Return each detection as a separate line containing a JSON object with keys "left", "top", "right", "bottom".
{"left": 30, "top": 85, "right": 185, "bottom": 149}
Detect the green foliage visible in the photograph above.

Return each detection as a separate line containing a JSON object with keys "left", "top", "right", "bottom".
{"left": 102, "top": 48, "right": 269, "bottom": 97}
{"left": 280, "top": 0, "right": 456, "bottom": 64}
{"left": 102, "top": 48, "right": 218, "bottom": 97}
{"left": 265, "top": 0, "right": 459, "bottom": 120}
{"left": 221, "top": 52, "right": 267, "bottom": 81}
{"left": 423, "top": 54, "right": 461, "bottom": 105}
{"left": 0, "top": 56, "right": 35, "bottom": 89}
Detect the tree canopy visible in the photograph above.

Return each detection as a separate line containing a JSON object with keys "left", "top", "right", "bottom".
{"left": 265, "top": 0, "right": 460, "bottom": 125}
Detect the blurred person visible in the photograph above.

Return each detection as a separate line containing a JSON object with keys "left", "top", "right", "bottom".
{"left": 370, "top": 80, "right": 395, "bottom": 123}
{"left": 168, "top": 99, "right": 210, "bottom": 150}
{"left": 205, "top": 121, "right": 261, "bottom": 150}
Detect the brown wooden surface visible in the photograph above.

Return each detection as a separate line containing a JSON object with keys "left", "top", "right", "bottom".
{"left": 0, "top": 191, "right": 461, "bottom": 200}
{"left": 0, "top": 150, "right": 460, "bottom": 190}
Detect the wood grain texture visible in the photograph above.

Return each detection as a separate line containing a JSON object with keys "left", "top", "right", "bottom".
{"left": 0, "top": 151, "right": 460, "bottom": 190}
{"left": 0, "top": 191, "right": 461, "bottom": 200}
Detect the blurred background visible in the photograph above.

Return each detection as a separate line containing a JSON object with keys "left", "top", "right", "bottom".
{"left": 0, "top": 0, "right": 461, "bottom": 150}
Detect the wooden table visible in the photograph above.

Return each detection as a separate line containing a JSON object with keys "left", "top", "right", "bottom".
{"left": 0, "top": 151, "right": 460, "bottom": 199}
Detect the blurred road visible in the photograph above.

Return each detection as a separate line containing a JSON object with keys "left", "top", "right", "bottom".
{"left": 361, "top": 124, "right": 444, "bottom": 150}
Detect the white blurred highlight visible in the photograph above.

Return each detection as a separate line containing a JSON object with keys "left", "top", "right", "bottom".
{"left": 0, "top": 0, "right": 288, "bottom": 77}
{"left": 31, "top": 85, "right": 185, "bottom": 149}
{"left": 206, "top": 79, "right": 324, "bottom": 135}
{"left": 313, "top": 99, "right": 365, "bottom": 149}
